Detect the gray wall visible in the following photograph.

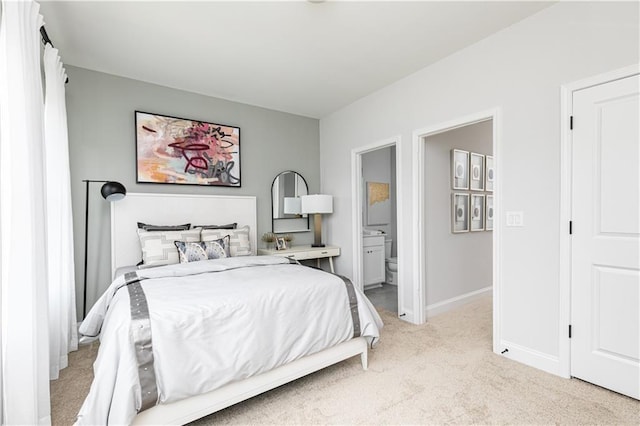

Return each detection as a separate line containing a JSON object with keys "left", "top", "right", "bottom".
{"left": 66, "top": 66, "right": 319, "bottom": 319}
{"left": 424, "top": 120, "right": 493, "bottom": 306}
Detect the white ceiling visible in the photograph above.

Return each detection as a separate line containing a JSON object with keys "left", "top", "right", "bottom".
{"left": 39, "top": 1, "right": 552, "bottom": 119}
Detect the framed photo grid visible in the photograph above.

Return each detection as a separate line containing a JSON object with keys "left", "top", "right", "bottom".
{"left": 450, "top": 149, "right": 494, "bottom": 233}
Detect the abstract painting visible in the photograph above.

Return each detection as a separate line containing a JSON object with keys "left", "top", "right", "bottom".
{"left": 366, "top": 181, "right": 391, "bottom": 225}
{"left": 136, "top": 111, "right": 240, "bottom": 187}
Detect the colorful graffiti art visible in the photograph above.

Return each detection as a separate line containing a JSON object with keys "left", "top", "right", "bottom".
{"left": 136, "top": 111, "right": 240, "bottom": 187}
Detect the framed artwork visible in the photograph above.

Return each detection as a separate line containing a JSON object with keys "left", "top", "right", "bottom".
{"left": 470, "top": 152, "right": 485, "bottom": 191}
{"left": 275, "top": 237, "right": 287, "bottom": 250}
{"left": 451, "top": 193, "right": 470, "bottom": 233}
{"left": 366, "top": 181, "right": 391, "bottom": 225}
{"left": 485, "top": 195, "right": 494, "bottom": 231}
{"left": 451, "top": 149, "right": 469, "bottom": 190}
{"left": 136, "top": 111, "right": 241, "bottom": 187}
{"left": 485, "top": 155, "right": 494, "bottom": 192}
{"left": 470, "top": 194, "right": 485, "bottom": 231}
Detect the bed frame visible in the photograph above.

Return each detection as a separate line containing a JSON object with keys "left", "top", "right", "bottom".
{"left": 111, "top": 193, "right": 369, "bottom": 425}
{"left": 133, "top": 338, "right": 368, "bottom": 425}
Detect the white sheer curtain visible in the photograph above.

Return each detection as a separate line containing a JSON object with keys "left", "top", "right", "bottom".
{"left": 44, "top": 43, "right": 78, "bottom": 380}
{"left": 0, "top": 0, "right": 52, "bottom": 424}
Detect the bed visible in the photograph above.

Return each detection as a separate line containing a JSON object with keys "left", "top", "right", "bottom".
{"left": 77, "top": 193, "right": 382, "bottom": 425}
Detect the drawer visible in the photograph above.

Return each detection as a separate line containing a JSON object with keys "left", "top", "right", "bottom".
{"left": 284, "top": 247, "right": 340, "bottom": 261}
{"left": 363, "top": 235, "right": 385, "bottom": 247}
{"left": 316, "top": 247, "right": 340, "bottom": 258}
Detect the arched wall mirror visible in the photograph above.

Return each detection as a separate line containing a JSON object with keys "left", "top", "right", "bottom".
{"left": 272, "top": 171, "right": 310, "bottom": 233}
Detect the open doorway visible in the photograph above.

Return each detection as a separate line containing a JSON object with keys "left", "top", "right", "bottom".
{"left": 361, "top": 146, "right": 398, "bottom": 313}
{"left": 351, "top": 136, "right": 406, "bottom": 319}
{"left": 413, "top": 110, "right": 498, "bottom": 346}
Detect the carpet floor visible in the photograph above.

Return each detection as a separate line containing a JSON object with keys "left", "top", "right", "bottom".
{"left": 51, "top": 296, "right": 639, "bottom": 425}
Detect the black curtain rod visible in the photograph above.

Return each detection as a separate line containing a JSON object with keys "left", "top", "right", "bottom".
{"left": 39, "top": 25, "right": 69, "bottom": 84}
{"left": 39, "top": 26, "right": 53, "bottom": 47}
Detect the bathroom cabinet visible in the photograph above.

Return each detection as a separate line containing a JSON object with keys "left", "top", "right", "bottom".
{"left": 363, "top": 235, "right": 385, "bottom": 288}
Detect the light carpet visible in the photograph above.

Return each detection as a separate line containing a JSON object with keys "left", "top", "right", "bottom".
{"left": 51, "top": 296, "right": 639, "bottom": 425}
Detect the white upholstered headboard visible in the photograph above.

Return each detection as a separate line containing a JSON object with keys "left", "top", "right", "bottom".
{"left": 111, "top": 193, "right": 257, "bottom": 275}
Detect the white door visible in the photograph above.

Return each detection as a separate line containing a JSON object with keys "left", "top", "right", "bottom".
{"left": 571, "top": 74, "right": 640, "bottom": 399}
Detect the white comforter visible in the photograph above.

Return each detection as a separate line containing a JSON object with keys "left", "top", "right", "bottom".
{"left": 77, "top": 256, "right": 382, "bottom": 425}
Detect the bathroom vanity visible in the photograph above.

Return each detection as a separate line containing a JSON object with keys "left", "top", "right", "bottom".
{"left": 362, "top": 235, "right": 385, "bottom": 288}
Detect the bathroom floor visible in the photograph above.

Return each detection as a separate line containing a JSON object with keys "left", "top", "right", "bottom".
{"left": 364, "top": 284, "right": 398, "bottom": 313}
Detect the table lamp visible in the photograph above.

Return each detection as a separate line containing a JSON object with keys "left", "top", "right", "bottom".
{"left": 301, "top": 194, "right": 333, "bottom": 247}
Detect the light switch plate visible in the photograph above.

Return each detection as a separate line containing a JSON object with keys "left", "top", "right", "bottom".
{"left": 506, "top": 211, "right": 524, "bottom": 227}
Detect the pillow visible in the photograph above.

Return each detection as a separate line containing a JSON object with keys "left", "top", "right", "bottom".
{"left": 201, "top": 225, "right": 251, "bottom": 257}
{"left": 174, "top": 236, "right": 230, "bottom": 263}
{"left": 194, "top": 223, "right": 237, "bottom": 230}
{"left": 137, "top": 228, "right": 201, "bottom": 268}
{"left": 137, "top": 222, "right": 191, "bottom": 231}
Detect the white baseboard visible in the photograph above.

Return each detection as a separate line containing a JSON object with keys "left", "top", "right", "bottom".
{"left": 425, "top": 286, "right": 492, "bottom": 320}
{"left": 496, "top": 339, "right": 565, "bottom": 378}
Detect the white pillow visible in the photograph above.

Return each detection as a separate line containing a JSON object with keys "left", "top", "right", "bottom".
{"left": 201, "top": 225, "right": 251, "bottom": 257}
{"left": 137, "top": 228, "right": 201, "bottom": 268}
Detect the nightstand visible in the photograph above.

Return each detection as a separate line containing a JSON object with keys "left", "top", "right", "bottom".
{"left": 258, "top": 245, "right": 340, "bottom": 273}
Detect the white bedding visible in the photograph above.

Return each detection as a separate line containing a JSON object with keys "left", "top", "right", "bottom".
{"left": 77, "top": 256, "right": 382, "bottom": 425}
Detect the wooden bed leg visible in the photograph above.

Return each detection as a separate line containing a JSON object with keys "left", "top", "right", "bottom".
{"left": 360, "top": 349, "right": 368, "bottom": 370}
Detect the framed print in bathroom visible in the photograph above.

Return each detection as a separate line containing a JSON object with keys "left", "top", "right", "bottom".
{"left": 451, "top": 149, "right": 469, "bottom": 190}
{"left": 485, "top": 155, "right": 494, "bottom": 192}
{"left": 485, "top": 195, "right": 494, "bottom": 231}
{"left": 366, "top": 181, "right": 391, "bottom": 225}
{"left": 470, "top": 194, "right": 485, "bottom": 231}
{"left": 136, "top": 111, "right": 241, "bottom": 187}
{"left": 470, "top": 152, "right": 485, "bottom": 191}
{"left": 451, "top": 193, "right": 470, "bottom": 233}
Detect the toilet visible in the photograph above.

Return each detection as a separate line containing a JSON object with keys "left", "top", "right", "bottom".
{"left": 384, "top": 237, "right": 398, "bottom": 286}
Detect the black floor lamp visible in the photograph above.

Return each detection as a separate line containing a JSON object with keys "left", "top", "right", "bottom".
{"left": 82, "top": 180, "right": 127, "bottom": 318}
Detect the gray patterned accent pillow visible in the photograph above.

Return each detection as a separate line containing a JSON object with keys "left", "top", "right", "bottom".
{"left": 201, "top": 225, "right": 251, "bottom": 257}
{"left": 137, "top": 229, "right": 201, "bottom": 268}
{"left": 174, "top": 236, "right": 230, "bottom": 263}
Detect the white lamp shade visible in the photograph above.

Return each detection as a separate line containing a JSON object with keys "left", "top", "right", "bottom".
{"left": 283, "top": 197, "right": 301, "bottom": 214}
{"left": 301, "top": 194, "right": 333, "bottom": 214}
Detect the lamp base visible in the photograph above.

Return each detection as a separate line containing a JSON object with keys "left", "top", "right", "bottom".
{"left": 312, "top": 213, "right": 326, "bottom": 248}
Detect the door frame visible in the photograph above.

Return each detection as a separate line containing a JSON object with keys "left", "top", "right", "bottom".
{"left": 559, "top": 64, "right": 639, "bottom": 379}
{"left": 412, "top": 108, "right": 501, "bottom": 349}
{"left": 351, "top": 136, "right": 408, "bottom": 319}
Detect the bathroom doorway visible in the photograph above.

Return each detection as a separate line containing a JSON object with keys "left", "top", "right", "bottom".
{"left": 361, "top": 145, "right": 398, "bottom": 313}
{"left": 351, "top": 136, "right": 405, "bottom": 318}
